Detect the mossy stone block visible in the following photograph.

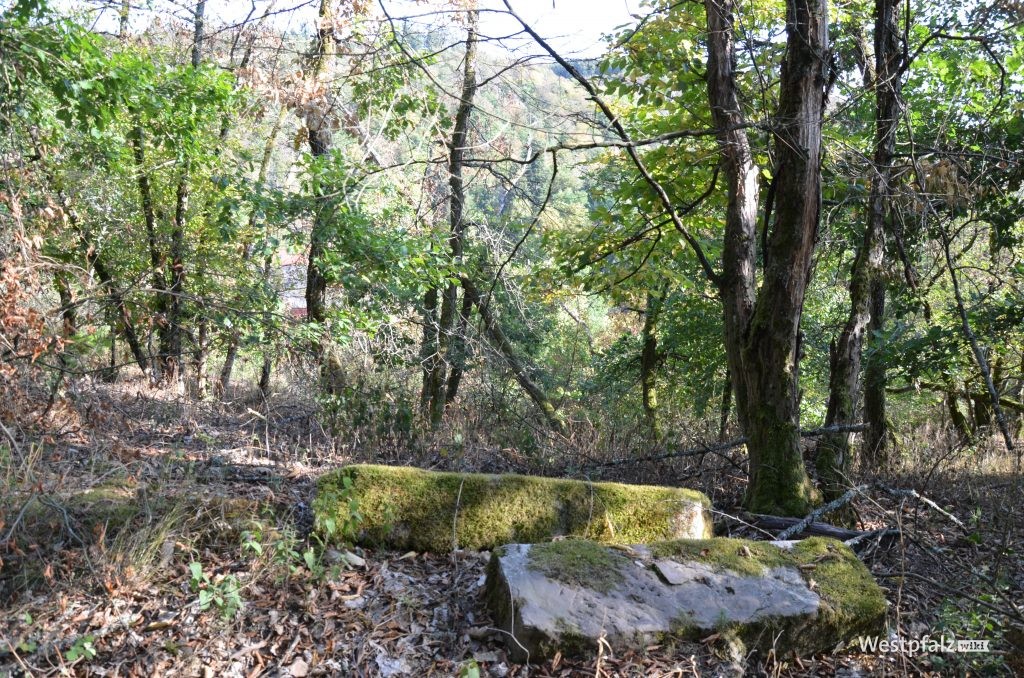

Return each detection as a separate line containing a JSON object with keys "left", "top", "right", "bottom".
{"left": 313, "top": 464, "right": 713, "bottom": 552}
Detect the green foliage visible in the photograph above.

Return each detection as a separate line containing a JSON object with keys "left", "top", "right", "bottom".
{"left": 315, "top": 473, "right": 363, "bottom": 544}
{"left": 188, "top": 561, "right": 244, "bottom": 619}
{"left": 65, "top": 634, "right": 97, "bottom": 662}
{"left": 458, "top": 659, "right": 481, "bottom": 678}
{"left": 933, "top": 592, "right": 1013, "bottom": 674}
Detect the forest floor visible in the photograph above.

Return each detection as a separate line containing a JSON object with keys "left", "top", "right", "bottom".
{"left": 1, "top": 374, "right": 1021, "bottom": 677}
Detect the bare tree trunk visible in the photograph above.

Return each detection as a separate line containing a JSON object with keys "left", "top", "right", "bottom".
{"left": 304, "top": 0, "right": 336, "bottom": 327}
{"left": 129, "top": 124, "right": 168, "bottom": 378}
{"left": 54, "top": 271, "right": 76, "bottom": 339}
{"left": 300, "top": 0, "right": 346, "bottom": 394}
{"left": 640, "top": 284, "right": 668, "bottom": 439}
{"left": 194, "top": 316, "right": 209, "bottom": 397}
{"left": 165, "top": 175, "right": 187, "bottom": 384}
{"left": 259, "top": 351, "right": 272, "bottom": 396}
{"left": 445, "top": 287, "right": 474, "bottom": 404}
{"left": 942, "top": 233, "right": 1016, "bottom": 455}
{"left": 463, "top": 277, "right": 565, "bottom": 433}
{"left": 428, "top": 9, "right": 478, "bottom": 427}
{"left": 219, "top": 105, "right": 287, "bottom": 395}
{"left": 160, "top": 0, "right": 205, "bottom": 386}
{"left": 863, "top": 278, "right": 888, "bottom": 458}
{"left": 705, "top": 0, "right": 829, "bottom": 515}
{"left": 718, "top": 368, "right": 732, "bottom": 442}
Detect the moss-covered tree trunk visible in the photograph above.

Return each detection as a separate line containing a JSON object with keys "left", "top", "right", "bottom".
{"left": 706, "top": 0, "right": 828, "bottom": 515}
{"left": 842, "top": 0, "right": 902, "bottom": 471}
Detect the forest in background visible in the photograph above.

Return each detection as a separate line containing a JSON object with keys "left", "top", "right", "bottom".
{"left": 1, "top": 0, "right": 1023, "bottom": 674}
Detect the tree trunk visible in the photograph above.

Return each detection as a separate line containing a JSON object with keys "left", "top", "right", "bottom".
{"left": 54, "top": 271, "right": 76, "bottom": 339}
{"left": 159, "top": 0, "right": 204, "bottom": 386}
{"left": 863, "top": 278, "right": 888, "bottom": 459}
{"left": 301, "top": 0, "right": 345, "bottom": 392}
{"left": 52, "top": 183, "right": 149, "bottom": 376}
{"left": 945, "top": 386, "right": 972, "bottom": 441}
{"left": 428, "top": 9, "right": 479, "bottom": 427}
{"left": 219, "top": 104, "right": 288, "bottom": 395}
{"left": 164, "top": 173, "right": 187, "bottom": 384}
{"left": 463, "top": 277, "right": 565, "bottom": 433}
{"left": 640, "top": 284, "right": 668, "bottom": 439}
{"left": 445, "top": 286, "right": 474, "bottom": 404}
{"left": 129, "top": 123, "right": 169, "bottom": 378}
{"left": 850, "top": 0, "right": 902, "bottom": 468}
{"left": 705, "top": 0, "right": 828, "bottom": 515}
{"left": 304, "top": 0, "right": 336, "bottom": 326}
{"left": 718, "top": 368, "right": 732, "bottom": 442}
{"left": 420, "top": 285, "right": 441, "bottom": 416}
{"left": 942, "top": 233, "right": 1016, "bottom": 454}
{"left": 194, "top": 315, "right": 209, "bottom": 397}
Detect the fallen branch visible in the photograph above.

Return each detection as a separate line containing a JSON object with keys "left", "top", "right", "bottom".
{"left": 753, "top": 482, "right": 964, "bottom": 547}
{"left": 843, "top": 527, "right": 900, "bottom": 551}
{"left": 776, "top": 485, "right": 869, "bottom": 540}
{"left": 877, "top": 570, "right": 1023, "bottom": 622}
{"left": 876, "top": 484, "right": 967, "bottom": 530}
{"left": 585, "top": 423, "right": 868, "bottom": 470}
{"left": 747, "top": 513, "right": 865, "bottom": 542}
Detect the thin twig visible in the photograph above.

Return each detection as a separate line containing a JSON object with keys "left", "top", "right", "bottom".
{"left": 876, "top": 485, "right": 967, "bottom": 530}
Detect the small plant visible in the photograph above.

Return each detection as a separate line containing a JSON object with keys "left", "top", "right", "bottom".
{"left": 15, "top": 612, "right": 37, "bottom": 654}
{"left": 65, "top": 635, "right": 97, "bottom": 662}
{"left": 457, "top": 659, "right": 481, "bottom": 678}
{"left": 302, "top": 546, "right": 322, "bottom": 577}
{"left": 188, "top": 561, "right": 244, "bottom": 619}
{"left": 317, "top": 473, "right": 363, "bottom": 543}
{"left": 241, "top": 529, "right": 264, "bottom": 557}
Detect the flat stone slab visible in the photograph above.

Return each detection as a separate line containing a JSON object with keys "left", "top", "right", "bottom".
{"left": 314, "top": 465, "right": 713, "bottom": 552}
{"left": 485, "top": 537, "right": 886, "bottom": 662}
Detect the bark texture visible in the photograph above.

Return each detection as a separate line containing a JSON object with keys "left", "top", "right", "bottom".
{"left": 425, "top": 9, "right": 479, "bottom": 427}
{"left": 821, "top": 0, "right": 902, "bottom": 483}
{"left": 705, "top": 0, "right": 829, "bottom": 515}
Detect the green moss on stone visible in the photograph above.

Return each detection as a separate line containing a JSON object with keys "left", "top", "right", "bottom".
{"left": 651, "top": 536, "right": 886, "bottom": 655}
{"left": 526, "top": 540, "right": 628, "bottom": 592}
{"left": 314, "top": 464, "right": 712, "bottom": 552}
{"left": 649, "top": 538, "right": 793, "bottom": 576}
{"left": 790, "top": 538, "right": 888, "bottom": 649}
